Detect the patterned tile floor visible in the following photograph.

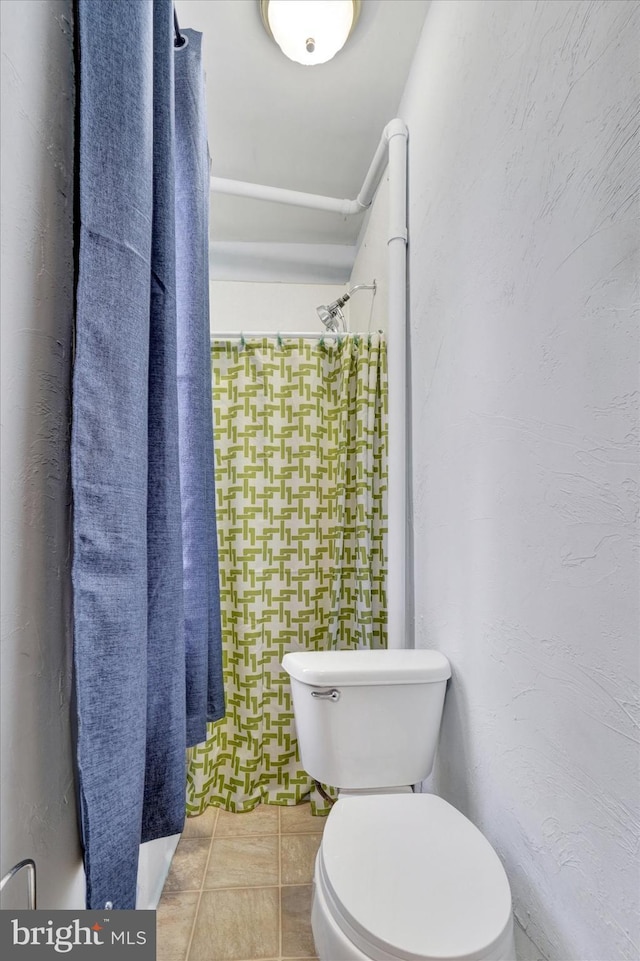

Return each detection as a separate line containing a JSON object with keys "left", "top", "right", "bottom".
{"left": 157, "top": 803, "right": 326, "bottom": 961}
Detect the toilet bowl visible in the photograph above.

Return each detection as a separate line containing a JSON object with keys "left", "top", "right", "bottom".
{"left": 281, "top": 650, "right": 517, "bottom": 961}
{"left": 312, "top": 794, "right": 515, "bottom": 961}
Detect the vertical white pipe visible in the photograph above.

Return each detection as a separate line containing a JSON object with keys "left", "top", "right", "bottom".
{"left": 385, "top": 121, "right": 409, "bottom": 650}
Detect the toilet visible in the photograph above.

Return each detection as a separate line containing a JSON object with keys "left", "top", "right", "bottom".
{"left": 282, "top": 649, "right": 516, "bottom": 961}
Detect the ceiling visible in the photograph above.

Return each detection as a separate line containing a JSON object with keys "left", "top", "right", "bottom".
{"left": 175, "top": 0, "right": 430, "bottom": 277}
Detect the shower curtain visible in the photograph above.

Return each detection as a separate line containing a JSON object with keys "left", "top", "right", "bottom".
{"left": 72, "top": 0, "right": 223, "bottom": 909}
{"left": 187, "top": 334, "right": 387, "bottom": 814}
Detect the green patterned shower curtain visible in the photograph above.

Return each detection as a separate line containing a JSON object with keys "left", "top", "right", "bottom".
{"left": 186, "top": 334, "right": 387, "bottom": 813}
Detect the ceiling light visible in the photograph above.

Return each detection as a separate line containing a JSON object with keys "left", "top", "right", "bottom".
{"left": 260, "top": 0, "right": 361, "bottom": 66}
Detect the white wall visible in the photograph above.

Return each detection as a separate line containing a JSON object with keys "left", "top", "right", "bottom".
{"left": 209, "top": 242, "right": 355, "bottom": 285}
{"left": 210, "top": 281, "right": 347, "bottom": 334}
{"left": 355, "top": 1, "right": 639, "bottom": 958}
{"left": 0, "top": 0, "right": 84, "bottom": 909}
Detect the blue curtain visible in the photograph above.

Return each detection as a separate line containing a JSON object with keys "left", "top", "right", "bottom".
{"left": 174, "top": 29, "right": 225, "bottom": 746}
{"left": 72, "top": 0, "right": 223, "bottom": 910}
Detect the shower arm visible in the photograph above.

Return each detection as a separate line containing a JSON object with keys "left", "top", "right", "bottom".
{"left": 332, "top": 281, "right": 377, "bottom": 310}
{"left": 339, "top": 282, "right": 377, "bottom": 307}
{"left": 317, "top": 281, "right": 377, "bottom": 333}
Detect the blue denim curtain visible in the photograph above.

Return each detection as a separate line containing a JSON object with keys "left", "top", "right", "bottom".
{"left": 175, "top": 29, "right": 225, "bottom": 745}
{"left": 72, "top": 0, "right": 223, "bottom": 909}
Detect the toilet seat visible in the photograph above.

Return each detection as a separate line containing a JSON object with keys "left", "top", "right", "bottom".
{"left": 317, "top": 794, "right": 514, "bottom": 961}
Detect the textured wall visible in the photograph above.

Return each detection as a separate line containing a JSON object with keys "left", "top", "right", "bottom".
{"left": 0, "top": 0, "right": 84, "bottom": 908}
{"left": 379, "top": 1, "right": 638, "bottom": 958}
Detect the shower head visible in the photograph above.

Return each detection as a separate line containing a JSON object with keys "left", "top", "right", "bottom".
{"left": 317, "top": 295, "right": 349, "bottom": 332}
{"left": 316, "top": 281, "right": 376, "bottom": 333}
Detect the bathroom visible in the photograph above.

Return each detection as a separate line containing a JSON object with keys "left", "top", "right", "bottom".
{"left": 0, "top": 0, "right": 638, "bottom": 959}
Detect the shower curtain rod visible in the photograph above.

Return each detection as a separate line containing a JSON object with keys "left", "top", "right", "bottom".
{"left": 210, "top": 331, "right": 354, "bottom": 341}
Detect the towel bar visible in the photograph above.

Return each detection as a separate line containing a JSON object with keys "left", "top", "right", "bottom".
{"left": 0, "top": 858, "right": 37, "bottom": 909}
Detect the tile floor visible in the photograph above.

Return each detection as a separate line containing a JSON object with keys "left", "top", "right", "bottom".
{"left": 157, "top": 803, "right": 326, "bottom": 961}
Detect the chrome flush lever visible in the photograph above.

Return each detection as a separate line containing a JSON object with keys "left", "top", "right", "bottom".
{"left": 311, "top": 689, "right": 340, "bottom": 701}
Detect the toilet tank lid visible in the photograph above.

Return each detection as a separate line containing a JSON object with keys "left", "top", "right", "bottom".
{"left": 282, "top": 649, "right": 451, "bottom": 685}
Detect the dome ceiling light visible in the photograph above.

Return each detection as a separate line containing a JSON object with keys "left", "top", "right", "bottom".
{"left": 260, "top": 0, "right": 361, "bottom": 66}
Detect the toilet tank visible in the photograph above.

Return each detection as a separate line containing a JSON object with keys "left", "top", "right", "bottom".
{"left": 282, "top": 649, "right": 451, "bottom": 790}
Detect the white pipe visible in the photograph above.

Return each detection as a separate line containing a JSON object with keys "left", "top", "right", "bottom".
{"left": 385, "top": 121, "right": 409, "bottom": 650}
{"left": 356, "top": 129, "right": 392, "bottom": 209}
{"left": 210, "top": 121, "right": 406, "bottom": 217}
{"left": 211, "top": 176, "right": 365, "bottom": 216}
